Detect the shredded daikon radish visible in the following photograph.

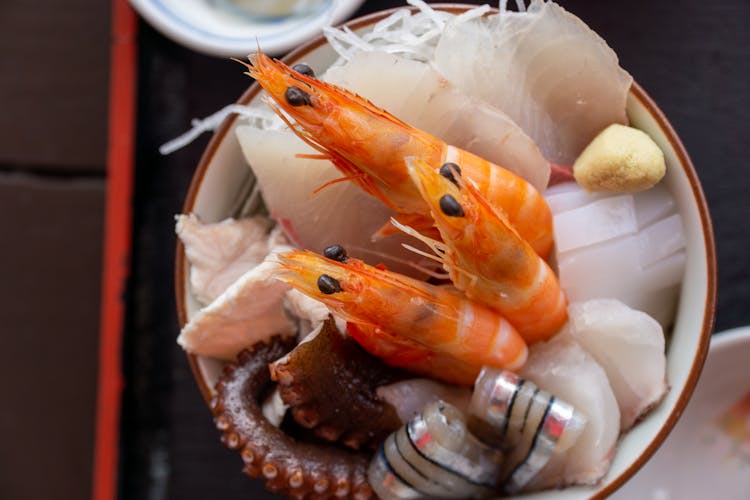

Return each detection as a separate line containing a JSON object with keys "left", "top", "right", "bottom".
{"left": 323, "top": 0, "right": 488, "bottom": 64}
{"left": 159, "top": 104, "right": 279, "bottom": 155}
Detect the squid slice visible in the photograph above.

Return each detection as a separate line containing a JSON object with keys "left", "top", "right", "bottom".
{"left": 376, "top": 378, "right": 472, "bottom": 424}
{"left": 519, "top": 335, "right": 620, "bottom": 489}
{"left": 369, "top": 400, "right": 502, "bottom": 499}
{"left": 546, "top": 181, "right": 686, "bottom": 328}
{"left": 563, "top": 299, "right": 668, "bottom": 430}
{"left": 176, "top": 214, "right": 275, "bottom": 305}
{"left": 269, "top": 318, "right": 405, "bottom": 450}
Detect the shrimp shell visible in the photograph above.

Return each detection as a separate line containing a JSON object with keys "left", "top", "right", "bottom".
{"left": 241, "top": 51, "right": 553, "bottom": 259}
{"left": 368, "top": 400, "right": 502, "bottom": 499}
{"left": 276, "top": 249, "right": 528, "bottom": 385}
{"left": 468, "top": 367, "right": 586, "bottom": 493}
{"left": 402, "top": 158, "right": 567, "bottom": 343}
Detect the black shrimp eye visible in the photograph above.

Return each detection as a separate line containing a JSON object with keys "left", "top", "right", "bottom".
{"left": 323, "top": 244, "right": 348, "bottom": 262}
{"left": 317, "top": 274, "right": 343, "bottom": 294}
{"left": 292, "top": 63, "right": 315, "bottom": 78}
{"left": 439, "top": 194, "right": 465, "bottom": 217}
{"left": 439, "top": 162, "right": 462, "bottom": 186}
{"left": 285, "top": 86, "right": 312, "bottom": 106}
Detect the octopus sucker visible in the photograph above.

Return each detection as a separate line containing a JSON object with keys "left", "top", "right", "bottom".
{"left": 269, "top": 318, "right": 406, "bottom": 450}
{"left": 212, "top": 336, "right": 373, "bottom": 498}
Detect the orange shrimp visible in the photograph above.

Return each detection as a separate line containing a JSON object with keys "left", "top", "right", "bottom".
{"left": 275, "top": 249, "right": 528, "bottom": 386}
{"left": 240, "top": 52, "right": 553, "bottom": 259}
{"left": 398, "top": 158, "right": 568, "bottom": 344}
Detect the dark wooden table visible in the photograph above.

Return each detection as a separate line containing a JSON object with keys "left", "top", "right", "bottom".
{"left": 121, "top": 1, "right": 750, "bottom": 499}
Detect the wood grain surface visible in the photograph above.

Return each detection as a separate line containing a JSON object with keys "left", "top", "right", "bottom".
{"left": 0, "top": 177, "right": 104, "bottom": 500}
{"left": 0, "top": 1, "right": 111, "bottom": 499}
{"left": 120, "top": 1, "right": 750, "bottom": 499}
{"left": 0, "top": 0, "right": 110, "bottom": 171}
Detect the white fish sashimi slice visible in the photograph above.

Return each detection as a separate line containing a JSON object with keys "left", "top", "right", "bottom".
{"left": 563, "top": 299, "right": 668, "bottom": 431}
{"left": 323, "top": 51, "right": 550, "bottom": 191}
{"left": 284, "top": 289, "right": 331, "bottom": 331}
{"left": 177, "top": 258, "right": 295, "bottom": 360}
{"left": 375, "top": 378, "right": 471, "bottom": 424}
{"left": 434, "top": 0, "right": 632, "bottom": 165}
{"left": 235, "top": 125, "right": 424, "bottom": 276}
{"left": 520, "top": 335, "right": 620, "bottom": 489}
{"left": 283, "top": 288, "right": 346, "bottom": 339}
{"left": 176, "top": 214, "right": 273, "bottom": 305}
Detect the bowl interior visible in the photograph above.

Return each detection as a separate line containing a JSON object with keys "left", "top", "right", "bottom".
{"left": 175, "top": 6, "right": 716, "bottom": 499}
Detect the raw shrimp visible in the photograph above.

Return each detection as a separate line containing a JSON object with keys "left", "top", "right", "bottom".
{"left": 275, "top": 249, "right": 528, "bottom": 385}
{"left": 324, "top": 51, "right": 551, "bottom": 192}
{"left": 241, "top": 52, "right": 554, "bottom": 259}
{"left": 399, "top": 158, "right": 567, "bottom": 343}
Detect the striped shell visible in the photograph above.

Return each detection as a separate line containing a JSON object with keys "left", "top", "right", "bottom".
{"left": 368, "top": 400, "right": 502, "bottom": 499}
{"left": 468, "top": 367, "right": 587, "bottom": 493}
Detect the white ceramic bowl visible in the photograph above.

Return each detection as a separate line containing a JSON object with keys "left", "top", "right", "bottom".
{"left": 176, "top": 5, "right": 717, "bottom": 498}
{"left": 613, "top": 326, "right": 750, "bottom": 500}
{"left": 130, "top": 0, "right": 366, "bottom": 56}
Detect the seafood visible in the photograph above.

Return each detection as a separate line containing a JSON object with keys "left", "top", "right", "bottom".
{"left": 176, "top": 214, "right": 276, "bottom": 305}
{"left": 212, "top": 336, "right": 374, "bottom": 499}
{"left": 369, "top": 400, "right": 503, "bottom": 499}
{"left": 324, "top": 51, "right": 550, "bottom": 192}
{"left": 172, "top": 3, "right": 682, "bottom": 497}
{"left": 562, "top": 299, "right": 667, "bottom": 430}
{"left": 283, "top": 288, "right": 346, "bottom": 338}
{"left": 235, "top": 125, "right": 423, "bottom": 277}
{"left": 433, "top": 0, "right": 633, "bottom": 165}
{"left": 376, "top": 378, "right": 472, "bottom": 424}
{"left": 519, "top": 335, "right": 620, "bottom": 489}
{"left": 401, "top": 158, "right": 567, "bottom": 343}
{"left": 468, "top": 368, "right": 586, "bottom": 493}
{"left": 178, "top": 258, "right": 295, "bottom": 360}
{"left": 545, "top": 181, "right": 685, "bottom": 327}
{"left": 275, "top": 249, "right": 528, "bottom": 385}
{"left": 269, "top": 318, "right": 405, "bottom": 450}
{"left": 241, "top": 51, "right": 554, "bottom": 259}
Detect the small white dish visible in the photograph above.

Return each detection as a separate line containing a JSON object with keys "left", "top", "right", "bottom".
{"left": 129, "top": 0, "right": 366, "bottom": 57}
{"left": 613, "top": 326, "right": 750, "bottom": 500}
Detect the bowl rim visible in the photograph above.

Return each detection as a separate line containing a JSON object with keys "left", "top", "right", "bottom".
{"left": 174, "top": 3, "right": 717, "bottom": 498}
{"left": 129, "top": 0, "right": 367, "bottom": 57}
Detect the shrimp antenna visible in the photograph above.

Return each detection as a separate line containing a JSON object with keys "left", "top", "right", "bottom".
{"left": 390, "top": 217, "right": 476, "bottom": 283}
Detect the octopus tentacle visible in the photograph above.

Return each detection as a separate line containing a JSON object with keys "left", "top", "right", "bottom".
{"left": 211, "top": 336, "right": 374, "bottom": 499}
{"left": 270, "top": 318, "right": 406, "bottom": 450}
